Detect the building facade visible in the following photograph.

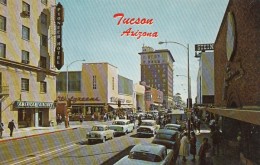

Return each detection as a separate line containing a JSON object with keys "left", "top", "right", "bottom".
{"left": 205, "top": 0, "right": 260, "bottom": 164}
{"left": 56, "top": 62, "right": 134, "bottom": 120}
{"left": 196, "top": 51, "right": 214, "bottom": 105}
{"left": 139, "top": 46, "right": 175, "bottom": 109}
{"left": 0, "top": 0, "right": 58, "bottom": 128}
{"left": 133, "top": 83, "right": 145, "bottom": 112}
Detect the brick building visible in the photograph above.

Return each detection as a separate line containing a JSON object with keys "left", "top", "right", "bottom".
{"left": 205, "top": 0, "right": 260, "bottom": 164}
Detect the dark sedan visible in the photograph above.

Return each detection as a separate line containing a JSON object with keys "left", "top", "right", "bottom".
{"left": 152, "top": 129, "right": 180, "bottom": 163}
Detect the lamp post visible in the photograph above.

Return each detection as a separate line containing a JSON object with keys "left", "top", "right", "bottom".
{"left": 159, "top": 41, "right": 191, "bottom": 137}
{"left": 65, "top": 59, "right": 85, "bottom": 128}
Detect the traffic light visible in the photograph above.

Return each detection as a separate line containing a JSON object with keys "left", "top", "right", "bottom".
{"left": 67, "top": 99, "right": 71, "bottom": 107}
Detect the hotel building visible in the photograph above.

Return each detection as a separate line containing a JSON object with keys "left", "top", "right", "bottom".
{"left": 0, "top": 0, "right": 58, "bottom": 127}
{"left": 139, "top": 46, "right": 174, "bottom": 110}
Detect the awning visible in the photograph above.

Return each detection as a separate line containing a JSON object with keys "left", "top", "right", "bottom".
{"left": 206, "top": 108, "right": 260, "bottom": 125}
{"left": 109, "top": 104, "right": 118, "bottom": 109}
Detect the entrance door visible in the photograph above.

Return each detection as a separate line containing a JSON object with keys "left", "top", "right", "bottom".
{"left": 39, "top": 111, "right": 43, "bottom": 126}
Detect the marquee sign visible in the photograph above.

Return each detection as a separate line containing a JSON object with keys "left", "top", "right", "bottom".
{"left": 195, "top": 43, "right": 214, "bottom": 51}
{"left": 54, "top": 2, "right": 64, "bottom": 70}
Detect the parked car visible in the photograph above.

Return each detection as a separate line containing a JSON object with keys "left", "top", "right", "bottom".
{"left": 164, "top": 123, "right": 183, "bottom": 132}
{"left": 114, "top": 143, "right": 174, "bottom": 165}
{"left": 137, "top": 120, "right": 160, "bottom": 137}
{"left": 109, "top": 119, "right": 134, "bottom": 135}
{"left": 86, "top": 125, "right": 114, "bottom": 143}
{"left": 152, "top": 129, "right": 181, "bottom": 163}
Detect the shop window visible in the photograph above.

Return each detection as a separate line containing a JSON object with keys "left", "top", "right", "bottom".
{"left": 21, "top": 78, "right": 29, "bottom": 91}
{"left": 21, "top": 50, "right": 29, "bottom": 64}
{"left": 40, "top": 81, "right": 47, "bottom": 93}
{"left": 0, "top": 43, "right": 6, "bottom": 58}
{"left": 22, "top": 25, "right": 30, "bottom": 40}
{"left": 0, "top": 15, "right": 6, "bottom": 31}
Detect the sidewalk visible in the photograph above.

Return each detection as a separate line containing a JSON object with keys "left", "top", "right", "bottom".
{"left": 0, "top": 120, "right": 112, "bottom": 143}
{"left": 176, "top": 122, "right": 240, "bottom": 165}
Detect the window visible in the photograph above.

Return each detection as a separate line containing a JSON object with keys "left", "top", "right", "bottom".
{"left": 22, "top": 1, "right": 30, "bottom": 12}
{"left": 40, "top": 56, "right": 46, "bottom": 68}
{"left": 0, "top": 0, "right": 6, "bottom": 5}
{"left": 22, "top": 25, "right": 30, "bottom": 40}
{"left": 40, "top": 81, "right": 47, "bottom": 93}
{"left": 112, "top": 77, "right": 114, "bottom": 90}
{"left": 93, "top": 75, "right": 97, "bottom": 89}
{"left": 21, "top": 78, "right": 29, "bottom": 91}
{"left": 41, "top": 34, "right": 48, "bottom": 47}
{"left": 0, "top": 43, "right": 6, "bottom": 58}
{"left": 41, "top": 13, "right": 47, "bottom": 24}
{"left": 21, "top": 50, "right": 29, "bottom": 64}
{"left": 41, "top": 0, "right": 47, "bottom": 5}
{"left": 0, "top": 15, "right": 6, "bottom": 31}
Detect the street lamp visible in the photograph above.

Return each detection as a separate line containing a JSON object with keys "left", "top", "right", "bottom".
{"left": 65, "top": 59, "right": 85, "bottom": 128}
{"left": 159, "top": 41, "right": 191, "bottom": 136}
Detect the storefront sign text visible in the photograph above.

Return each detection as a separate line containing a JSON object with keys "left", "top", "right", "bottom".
{"left": 14, "top": 101, "right": 54, "bottom": 109}
{"left": 195, "top": 43, "right": 214, "bottom": 51}
{"left": 110, "top": 97, "right": 131, "bottom": 104}
{"left": 57, "top": 96, "right": 100, "bottom": 103}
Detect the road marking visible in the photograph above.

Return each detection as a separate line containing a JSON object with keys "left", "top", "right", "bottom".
{"left": 10, "top": 144, "right": 76, "bottom": 165}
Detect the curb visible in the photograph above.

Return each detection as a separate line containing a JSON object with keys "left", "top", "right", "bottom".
{"left": 0, "top": 127, "right": 78, "bottom": 143}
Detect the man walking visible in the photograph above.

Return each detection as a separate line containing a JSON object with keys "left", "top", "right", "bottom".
{"left": 8, "top": 120, "right": 16, "bottom": 137}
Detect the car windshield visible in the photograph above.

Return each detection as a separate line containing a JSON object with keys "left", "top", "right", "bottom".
{"left": 141, "top": 122, "right": 154, "bottom": 126}
{"left": 165, "top": 126, "right": 178, "bottom": 130}
{"left": 112, "top": 121, "right": 125, "bottom": 125}
{"left": 91, "top": 126, "right": 104, "bottom": 131}
{"left": 128, "top": 151, "right": 162, "bottom": 162}
{"left": 155, "top": 133, "right": 173, "bottom": 140}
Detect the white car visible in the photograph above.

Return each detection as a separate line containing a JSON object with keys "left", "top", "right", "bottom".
{"left": 137, "top": 120, "right": 160, "bottom": 137}
{"left": 109, "top": 119, "right": 134, "bottom": 135}
{"left": 114, "top": 143, "right": 174, "bottom": 165}
{"left": 86, "top": 125, "right": 114, "bottom": 143}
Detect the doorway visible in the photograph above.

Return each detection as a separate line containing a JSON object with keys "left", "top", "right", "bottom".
{"left": 39, "top": 111, "right": 43, "bottom": 126}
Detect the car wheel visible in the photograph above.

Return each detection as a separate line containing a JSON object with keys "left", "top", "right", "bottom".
{"left": 88, "top": 139, "right": 92, "bottom": 144}
{"left": 102, "top": 137, "right": 106, "bottom": 143}
{"left": 125, "top": 130, "right": 128, "bottom": 135}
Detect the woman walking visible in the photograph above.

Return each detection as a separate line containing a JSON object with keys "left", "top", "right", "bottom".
{"left": 179, "top": 132, "right": 189, "bottom": 162}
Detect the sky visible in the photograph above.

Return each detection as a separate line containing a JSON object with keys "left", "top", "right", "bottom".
{"left": 56, "top": 0, "right": 229, "bottom": 102}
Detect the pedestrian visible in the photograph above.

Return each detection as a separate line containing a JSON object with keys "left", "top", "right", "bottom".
{"left": 179, "top": 132, "right": 189, "bottom": 162}
{"left": 79, "top": 113, "right": 83, "bottom": 124}
{"left": 199, "top": 137, "right": 212, "bottom": 165}
{"left": 91, "top": 114, "right": 95, "bottom": 121}
{"left": 197, "top": 119, "right": 201, "bottom": 133}
{"left": 0, "top": 122, "right": 4, "bottom": 138}
{"left": 103, "top": 113, "right": 107, "bottom": 122}
{"left": 190, "top": 131, "right": 197, "bottom": 161}
{"left": 8, "top": 120, "right": 16, "bottom": 137}
{"left": 211, "top": 126, "right": 222, "bottom": 155}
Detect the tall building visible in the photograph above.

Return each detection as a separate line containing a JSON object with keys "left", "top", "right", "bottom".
{"left": 196, "top": 51, "right": 214, "bottom": 105}
{"left": 0, "top": 0, "right": 58, "bottom": 127}
{"left": 139, "top": 46, "right": 175, "bottom": 109}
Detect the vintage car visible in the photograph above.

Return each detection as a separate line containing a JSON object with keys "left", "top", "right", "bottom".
{"left": 86, "top": 125, "right": 114, "bottom": 143}
{"left": 163, "top": 123, "right": 183, "bottom": 132}
{"left": 109, "top": 119, "right": 134, "bottom": 135}
{"left": 137, "top": 120, "right": 160, "bottom": 137}
{"left": 152, "top": 129, "right": 181, "bottom": 163}
{"left": 114, "top": 143, "right": 174, "bottom": 165}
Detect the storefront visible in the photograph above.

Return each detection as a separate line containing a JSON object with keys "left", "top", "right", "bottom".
{"left": 13, "top": 101, "right": 55, "bottom": 128}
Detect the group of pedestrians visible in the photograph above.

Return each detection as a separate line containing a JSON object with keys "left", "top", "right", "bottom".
{"left": 0, "top": 120, "right": 16, "bottom": 138}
